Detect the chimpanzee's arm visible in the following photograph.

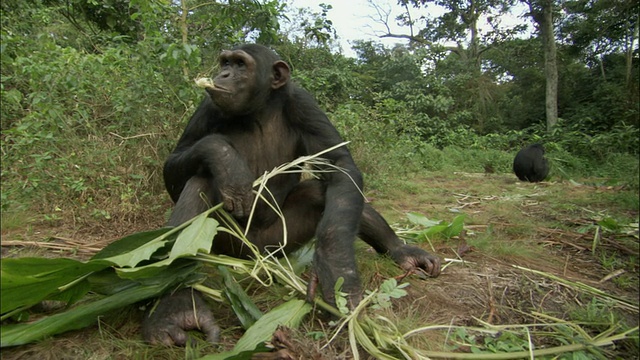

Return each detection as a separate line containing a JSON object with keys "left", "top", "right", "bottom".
{"left": 298, "top": 102, "right": 365, "bottom": 306}
{"left": 163, "top": 98, "right": 254, "bottom": 216}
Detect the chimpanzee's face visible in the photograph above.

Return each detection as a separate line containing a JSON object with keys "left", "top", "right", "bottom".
{"left": 208, "top": 50, "right": 258, "bottom": 115}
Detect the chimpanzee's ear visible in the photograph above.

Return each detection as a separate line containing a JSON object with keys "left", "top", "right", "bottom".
{"left": 272, "top": 60, "right": 290, "bottom": 90}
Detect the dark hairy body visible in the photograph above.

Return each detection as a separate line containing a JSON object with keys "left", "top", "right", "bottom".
{"left": 143, "top": 44, "right": 441, "bottom": 346}
{"left": 513, "top": 143, "right": 550, "bottom": 182}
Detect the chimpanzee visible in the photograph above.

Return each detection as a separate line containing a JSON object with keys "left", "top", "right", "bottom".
{"left": 142, "top": 44, "right": 441, "bottom": 346}
{"left": 513, "top": 143, "right": 550, "bottom": 182}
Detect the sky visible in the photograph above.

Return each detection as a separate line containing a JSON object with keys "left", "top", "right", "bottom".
{"left": 288, "top": 0, "right": 531, "bottom": 58}
{"left": 289, "top": 0, "right": 419, "bottom": 56}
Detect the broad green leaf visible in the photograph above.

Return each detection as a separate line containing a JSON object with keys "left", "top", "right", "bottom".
{"left": 114, "top": 259, "right": 175, "bottom": 279}
{"left": 93, "top": 228, "right": 175, "bottom": 268}
{"left": 220, "top": 266, "right": 262, "bottom": 329}
{"left": 170, "top": 216, "right": 217, "bottom": 258}
{"left": 442, "top": 214, "right": 466, "bottom": 238}
{"left": 406, "top": 212, "right": 441, "bottom": 228}
{"left": 115, "top": 216, "right": 218, "bottom": 278}
{"left": 1, "top": 282, "right": 163, "bottom": 347}
{"left": 92, "top": 228, "right": 173, "bottom": 260}
{"left": 48, "top": 278, "right": 91, "bottom": 306}
{"left": 282, "top": 240, "right": 315, "bottom": 274}
{"left": 199, "top": 299, "right": 312, "bottom": 360}
{"left": 597, "top": 217, "right": 620, "bottom": 232}
{"left": 1, "top": 261, "right": 200, "bottom": 347}
{"left": 422, "top": 224, "right": 448, "bottom": 237}
{"left": 1, "top": 258, "right": 108, "bottom": 314}
{"left": 87, "top": 269, "right": 140, "bottom": 295}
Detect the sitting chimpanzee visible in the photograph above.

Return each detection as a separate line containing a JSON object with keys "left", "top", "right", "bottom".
{"left": 513, "top": 143, "right": 550, "bottom": 182}
{"left": 142, "top": 44, "right": 441, "bottom": 346}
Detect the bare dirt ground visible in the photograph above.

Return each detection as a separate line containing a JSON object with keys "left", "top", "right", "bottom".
{"left": 2, "top": 172, "right": 638, "bottom": 359}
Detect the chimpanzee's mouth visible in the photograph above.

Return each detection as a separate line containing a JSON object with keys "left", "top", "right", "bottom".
{"left": 211, "top": 84, "right": 232, "bottom": 93}
{"left": 195, "top": 78, "right": 232, "bottom": 93}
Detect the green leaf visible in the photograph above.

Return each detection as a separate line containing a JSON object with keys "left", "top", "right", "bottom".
{"left": 220, "top": 266, "right": 262, "bottom": 329}
{"left": 1, "top": 258, "right": 109, "bottom": 314}
{"left": 92, "top": 228, "right": 174, "bottom": 267}
{"left": 281, "top": 240, "right": 315, "bottom": 274}
{"left": 406, "top": 212, "right": 441, "bottom": 228}
{"left": 597, "top": 217, "right": 620, "bottom": 232}
{"left": 198, "top": 299, "right": 312, "bottom": 360}
{"left": 170, "top": 216, "right": 217, "bottom": 258}
{"left": 422, "top": 224, "right": 448, "bottom": 237}
{"left": 442, "top": 214, "right": 466, "bottom": 238}
{"left": 2, "top": 283, "right": 161, "bottom": 347}
{"left": 0, "top": 261, "right": 201, "bottom": 347}
{"left": 115, "top": 215, "right": 218, "bottom": 278}
{"left": 87, "top": 269, "right": 140, "bottom": 295}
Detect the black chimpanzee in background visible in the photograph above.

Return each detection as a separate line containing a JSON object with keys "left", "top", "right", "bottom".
{"left": 513, "top": 143, "right": 550, "bottom": 182}
{"left": 142, "top": 44, "right": 441, "bottom": 346}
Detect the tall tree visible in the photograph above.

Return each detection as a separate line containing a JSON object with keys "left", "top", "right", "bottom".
{"left": 370, "top": 0, "right": 522, "bottom": 71}
{"left": 525, "top": 0, "right": 558, "bottom": 132}
{"left": 368, "top": 0, "right": 523, "bottom": 132}
{"left": 562, "top": 0, "right": 639, "bottom": 96}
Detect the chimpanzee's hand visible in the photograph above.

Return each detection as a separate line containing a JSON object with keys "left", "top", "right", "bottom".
{"left": 218, "top": 178, "right": 255, "bottom": 219}
{"left": 142, "top": 289, "right": 220, "bottom": 346}
{"left": 389, "top": 244, "right": 441, "bottom": 278}
{"left": 306, "top": 249, "right": 362, "bottom": 310}
{"left": 198, "top": 139, "right": 256, "bottom": 218}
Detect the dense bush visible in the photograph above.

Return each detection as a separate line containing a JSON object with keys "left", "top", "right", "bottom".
{"left": 0, "top": 36, "right": 197, "bottom": 217}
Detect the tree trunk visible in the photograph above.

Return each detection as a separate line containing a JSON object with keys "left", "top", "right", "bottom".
{"left": 527, "top": 0, "right": 558, "bottom": 133}
{"left": 180, "top": 0, "right": 189, "bottom": 79}
{"left": 626, "top": 16, "right": 639, "bottom": 91}
{"left": 541, "top": 0, "right": 558, "bottom": 132}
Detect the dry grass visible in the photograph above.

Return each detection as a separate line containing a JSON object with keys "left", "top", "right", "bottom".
{"left": 2, "top": 171, "right": 638, "bottom": 359}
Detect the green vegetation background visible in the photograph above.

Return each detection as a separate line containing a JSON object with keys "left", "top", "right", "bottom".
{"left": 1, "top": 0, "right": 638, "bottom": 226}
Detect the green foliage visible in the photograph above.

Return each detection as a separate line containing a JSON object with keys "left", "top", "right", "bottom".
{"left": 0, "top": 209, "right": 218, "bottom": 345}
{"left": 404, "top": 213, "right": 467, "bottom": 242}
{"left": 333, "top": 277, "right": 350, "bottom": 315}
{"left": 299, "top": 3, "right": 336, "bottom": 47}
{"left": 365, "top": 278, "right": 409, "bottom": 310}
{"left": 1, "top": 0, "right": 638, "bottom": 228}
{"left": 219, "top": 266, "right": 263, "bottom": 330}
{"left": 548, "top": 119, "right": 640, "bottom": 159}
{"left": 200, "top": 299, "right": 312, "bottom": 360}
{"left": 450, "top": 328, "right": 529, "bottom": 354}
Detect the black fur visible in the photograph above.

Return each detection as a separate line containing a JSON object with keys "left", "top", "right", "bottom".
{"left": 513, "top": 143, "right": 550, "bottom": 182}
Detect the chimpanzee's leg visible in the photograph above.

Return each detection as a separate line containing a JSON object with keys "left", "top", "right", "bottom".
{"left": 143, "top": 176, "right": 221, "bottom": 346}
{"left": 358, "top": 204, "right": 441, "bottom": 277}
{"left": 143, "top": 179, "right": 326, "bottom": 346}
{"left": 167, "top": 176, "right": 217, "bottom": 226}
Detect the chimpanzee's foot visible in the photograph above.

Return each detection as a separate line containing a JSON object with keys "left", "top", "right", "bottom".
{"left": 142, "top": 288, "right": 220, "bottom": 346}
